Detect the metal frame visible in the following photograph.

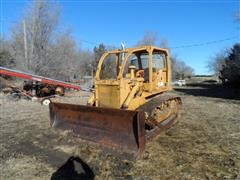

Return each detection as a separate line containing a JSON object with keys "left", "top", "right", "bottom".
{"left": 91, "top": 46, "right": 172, "bottom": 110}
{"left": 95, "top": 46, "right": 171, "bottom": 86}
{"left": 0, "top": 66, "right": 81, "bottom": 90}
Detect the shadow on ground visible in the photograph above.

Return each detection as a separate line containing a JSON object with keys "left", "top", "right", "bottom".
{"left": 174, "top": 83, "right": 240, "bottom": 100}
{"left": 51, "top": 156, "right": 95, "bottom": 180}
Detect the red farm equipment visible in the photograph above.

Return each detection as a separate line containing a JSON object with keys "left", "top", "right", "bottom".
{"left": 0, "top": 66, "right": 82, "bottom": 104}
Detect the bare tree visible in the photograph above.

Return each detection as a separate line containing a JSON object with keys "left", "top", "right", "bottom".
{"left": 137, "top": 33, "right": 194, "bottom": 80}
{"left": 171, "top": 55, "right": 194, "bottom": 80}
{"left": 0, "top": 37, "right": 15, "bottom": 67}
{"left": 137, "top": 31, "right": 171, "bottom": 49}
{"left": 137, "top": 31, "right": 158, "bottom": 46}
{"left": 92, "top": 44, "right": 119, "bottom": 79}
{"left": 182, "top": 65, "right": 194, "bottom": 79}
{"left": 93, "top": 43, "right": 106, "bottom": 72}
{"left": 47, "top": 32, "right": 80, "bottom": 81}
{"left": 235, "top": 11, "right": 240, "bottom": 22}
{"left": 11, "top": 0, "right": 60, "bottom": 75}
{"left": 78, "top": 50, "right": 94, "bottom": 78}
{"left": 207, "top": 43, "right": 240, "bottom": 86}
{"left": 159, "top": 38, "right": 169, "bottom": 49}
{"left": 9, "top": 0, "right": 89, "bottom": 81}
{"left": 207, "top": 51, "right": 227, "bottom": 74}
{"left": 170, "top": 56, "right": 178, "bottom": 80}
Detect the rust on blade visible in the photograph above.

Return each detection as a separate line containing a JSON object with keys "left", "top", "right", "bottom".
{"left": 49, "top": 102, "right": 145, "bottom": 157}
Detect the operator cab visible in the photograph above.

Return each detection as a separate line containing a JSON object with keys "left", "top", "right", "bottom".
{"left": 125, "top": 51, "right": 167, "bottom": 86}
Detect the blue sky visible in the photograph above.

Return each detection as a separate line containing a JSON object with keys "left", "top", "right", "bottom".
{"left": 1, "top": 0, "right": 239, "bottom": 74}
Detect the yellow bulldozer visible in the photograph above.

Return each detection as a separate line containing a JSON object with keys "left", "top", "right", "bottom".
{"left": 49, "top": 46, "right": 182, "bottom": 158}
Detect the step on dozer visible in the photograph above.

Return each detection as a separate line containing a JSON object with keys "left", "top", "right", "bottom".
{"left": 49, "top": 46, "right": 182, "bottom": 158}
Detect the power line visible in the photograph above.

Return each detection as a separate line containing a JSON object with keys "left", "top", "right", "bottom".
{"left": 79, "top": 39, "right": 100, "bottom": 46}
{"left": 79, "top": 35, "right": 239, "bottom": 49}
{"left": 170, "top": 36, "right": 238, "bottom": 49}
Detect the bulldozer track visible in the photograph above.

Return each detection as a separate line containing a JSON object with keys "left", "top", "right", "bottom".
{"left": 138, "top": 95, "right": 182, "bottom": 140}
{"left": 48, "top": 46, "right": 183, "bottom": 158}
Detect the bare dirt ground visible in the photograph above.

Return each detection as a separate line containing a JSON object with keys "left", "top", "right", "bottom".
{"left": 0, "top": 83, "right": 240, "bottom": 179}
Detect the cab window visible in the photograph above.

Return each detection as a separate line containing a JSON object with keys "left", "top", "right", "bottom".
{"left": 99, "top": 54, "right": 117, "bottom": 79}
{"left": 152, "top": 53, "right": 166, "bottom": 72}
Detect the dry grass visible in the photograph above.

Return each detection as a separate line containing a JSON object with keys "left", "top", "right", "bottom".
{"left": 0, "top": 84, "right": 240, "bottom": 179}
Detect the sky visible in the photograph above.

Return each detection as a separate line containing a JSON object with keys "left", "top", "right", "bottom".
{"left": 0, "top": 0, "right": 239, "bottom": 74}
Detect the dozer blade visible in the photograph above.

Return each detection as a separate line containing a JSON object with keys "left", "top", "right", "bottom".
{"left": 49, "top": 102, "right": 145, "bottom": 158}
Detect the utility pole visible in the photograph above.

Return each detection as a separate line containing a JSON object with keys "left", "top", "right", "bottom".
{"left": 23, "top": 21, "right": 28, "bottom": 64}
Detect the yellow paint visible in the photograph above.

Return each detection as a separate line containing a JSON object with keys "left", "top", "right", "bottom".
{"left": 89, "top": 46, "right": 172, "bottom": 110}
